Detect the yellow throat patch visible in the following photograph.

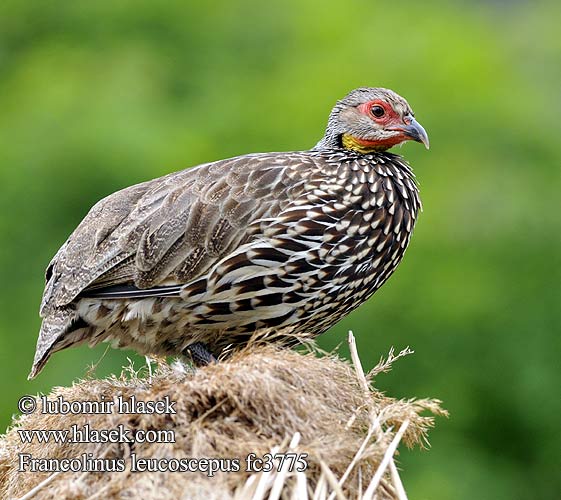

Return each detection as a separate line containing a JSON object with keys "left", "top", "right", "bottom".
{"left": 342, "top": 133, "right": 383, "bottom": 154}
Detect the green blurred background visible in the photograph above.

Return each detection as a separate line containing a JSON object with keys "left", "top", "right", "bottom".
{"left": 1, "top": 1, "right": 560, "bottom": 498}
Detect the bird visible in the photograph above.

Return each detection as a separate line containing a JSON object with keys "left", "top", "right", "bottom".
{"left": 29, "top": 87, "right": 429, "bottom": 379}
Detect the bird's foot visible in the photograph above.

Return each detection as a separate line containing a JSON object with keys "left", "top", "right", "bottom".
{"left": 185, "top": 342, "right": 217, "bottom": 367}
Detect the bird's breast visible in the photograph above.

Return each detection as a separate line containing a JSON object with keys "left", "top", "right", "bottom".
{"left": 295, "top": 154, "right": 420, "bottom": 298}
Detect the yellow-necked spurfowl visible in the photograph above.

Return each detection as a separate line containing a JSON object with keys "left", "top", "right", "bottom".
{"left": 30, "top": 87, "right": 429, "bottom": 378}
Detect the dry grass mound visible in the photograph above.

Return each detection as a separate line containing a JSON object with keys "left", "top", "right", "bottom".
{"left": 0, "top": 333, "right": 446, "bottom": 500}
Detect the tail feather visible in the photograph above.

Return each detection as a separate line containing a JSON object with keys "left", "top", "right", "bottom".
{"left": 29, "top": 308, "right": 78, "bottom": 379}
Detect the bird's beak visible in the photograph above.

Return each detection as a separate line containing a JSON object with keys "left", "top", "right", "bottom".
{"left": 400, "top": 116, "right": 430, "bottom": 149}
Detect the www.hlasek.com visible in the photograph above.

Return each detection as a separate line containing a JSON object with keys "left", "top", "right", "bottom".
{"left": 16, "top": 395, "right": 308, "bottom": 475}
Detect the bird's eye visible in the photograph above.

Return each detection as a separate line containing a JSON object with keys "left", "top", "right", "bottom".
{"left": 370, "top": 105, "right": 385, "bottom": 118}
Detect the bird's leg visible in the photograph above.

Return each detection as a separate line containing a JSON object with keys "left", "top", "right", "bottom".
{"left": 185, "top": 342, "right": 217, "bottom": 367}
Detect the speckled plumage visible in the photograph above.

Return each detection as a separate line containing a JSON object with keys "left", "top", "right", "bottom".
{"left": 30, "top": 87, "right": 426, "bottom": 378}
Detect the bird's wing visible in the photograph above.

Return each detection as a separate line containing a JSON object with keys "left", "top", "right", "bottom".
{"left": 40, "top": 152, "right": 316, "bottom": 314}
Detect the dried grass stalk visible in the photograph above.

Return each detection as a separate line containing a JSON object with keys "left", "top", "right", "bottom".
{"left": 0, "top": 333, "right": 446, "bottom": 499}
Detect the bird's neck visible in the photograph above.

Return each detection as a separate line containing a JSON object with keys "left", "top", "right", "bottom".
{"left": 313, "top": 130, "right": 339, "bottom": 151}
{"left": 314, "top": 132, "right": 389, "bottom": 154}
{"left": 340, "top": 133, "right": 389, "bottom": 153}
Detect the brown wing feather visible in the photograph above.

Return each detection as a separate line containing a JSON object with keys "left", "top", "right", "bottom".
{"left": 40, "top": 153, "right": 311, "bottom": 315}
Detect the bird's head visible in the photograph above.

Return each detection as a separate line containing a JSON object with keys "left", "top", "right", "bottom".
{"left": 315, "top": 87, "right": 429, "bottom": 153}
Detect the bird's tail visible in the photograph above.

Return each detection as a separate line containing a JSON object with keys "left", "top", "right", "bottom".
{"left": 29, "top": 308, "right": 78, "bottom": 379}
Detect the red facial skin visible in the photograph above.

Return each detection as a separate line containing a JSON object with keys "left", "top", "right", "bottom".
{"left": 356, "top": 99, "right": 411, "bottom": 149}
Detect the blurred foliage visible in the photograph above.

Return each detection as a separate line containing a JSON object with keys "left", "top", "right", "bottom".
{"left": 1, "top": 0, "right": 560, "bottom": 498}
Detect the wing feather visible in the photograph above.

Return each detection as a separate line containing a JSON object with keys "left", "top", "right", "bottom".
{"left": 41, "top": 153, "right": 312, "bottom": 312}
